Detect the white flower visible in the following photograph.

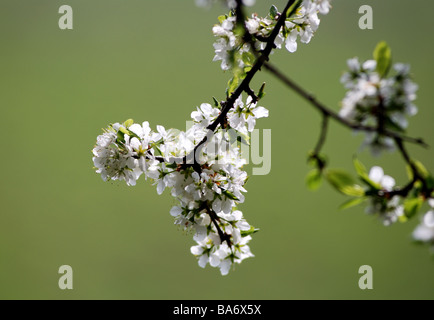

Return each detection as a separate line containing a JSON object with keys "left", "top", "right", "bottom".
{"left": 211, "top": 1, "right": 331, "bottom": 71}
{"left": 365, "top": 166, "right": 404, "bottom": 226}
{"left": 339, "top": 57, "right": 418, "bottom": 156}
{"left": 191, "top": 103, "right": 220, "bottom": 128}
{"left": 227, "top": 96, "right": 269, "bottom": 134}
{"left": 93, "top": 94, "right": 263, "bottom": 275}
{"left": 369, "top": 166, "right": 395, "bottom": 191}
{"left": 413, "top": 200, "right": 434, "bottom": 244}
{"left": 92, "top": 124, "right": 142, "bottom": 186}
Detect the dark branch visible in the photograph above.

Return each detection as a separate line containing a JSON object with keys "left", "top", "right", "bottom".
{"left": 263, "top": 61, "right": 429, "bottom": 148}
{"left": 310, "top": 113, "right": 329, "bottom": 170}
{"left": 182, "top": 0, "right": 298, "bottom": 165}
{"left": 204, "top": 202, "right": 232, "bottom": 247}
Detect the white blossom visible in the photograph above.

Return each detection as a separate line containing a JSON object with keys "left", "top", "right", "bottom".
{"left": 365, "top": 166, "right": 404, "bottom": 226}
{"left": 211, "top": 0, "right": 332, "bottom": 71}
{"left": 339, "top": 57, "right": 418, "bottom": 156}
{"left": 412, "top": 199, "right": 434, "bottom": 246}
{"left": 227, "top": 96, "right": 269, "bottom": 134}
{"left": 92, "top": 95, "right": 266, "bottom": 275}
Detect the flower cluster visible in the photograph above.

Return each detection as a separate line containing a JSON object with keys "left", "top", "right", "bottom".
{"left": 93, "top": 96, "right": 268, "bottom": 275}
{"left": 340, "top": 58, "right": 418, "bottom": 155}
{"left": 227, "top": 96, "right": 269, "bottom": 134}
{"left": 413, "top": 199, "right": 434, "bottom": 248}
{"left": 364, "top": 166, "right": 404, "bottom": 226}
{"left": 212, "top": 0, "right": 331, "bottom": 71}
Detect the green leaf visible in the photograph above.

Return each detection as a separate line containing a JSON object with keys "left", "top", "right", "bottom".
{"left": 339, "top": 197, "right": 367, "bottom": 210}
{"left": 116, "top": 130, "right": 125, "bottom": 144}
{"left": 270, "top": 5, "right": 278, "bottom": 17}
{"left": 258, "top": 83, "right": 266, "bottom": 100}
{"left": 325, "top": 169, "right": 365, "bottom": 197}
{"left": 353, "top": 158, "right": 381, "bottom": 189}
{"left": 223, "top": 190, "right": 239, "bottom": 201}
{"left": 404, "top": 197, "right": 424, "bottom": 219}
{"left": 306, "top": 169, "right": 322, "bottom": 191}
{"left": 242, "top": 51, "right": 255, "bottom": 67}
{"left": 166, "top": 162, "right": 178, "bottom": 169}
{"left": 406, "top": 164, "right": 414, "bottom": 181}
{"left": 286, "top": 0, "right": 303, "bottom": 18}
{"left": 123, "top": 119, "right": 134, "bottom": 128}
{"left": 212, "top": 97, "right": 220, "bottom": 108}
{"left": 218, "top": 15, "right": 227, "bottom": 24}
{"left": 241, "top": 226, "right": 260, "bottom": 237}
{"left": 341, "top": 185, "right": 365, "bottom": 197}
{"left": 227, "top": 75, "right": 240, "bottom": 96}
{"left": 413, "top": 160, "right": 430, "bottom": 179}
{"left": 353, "top": 158, "right": 368, "bottom": 178}
{"left": 126, "top": 128, "right": 141, "bottom": 140}
{"left": 373, "top": 41, "right": 392, "bottom": 78}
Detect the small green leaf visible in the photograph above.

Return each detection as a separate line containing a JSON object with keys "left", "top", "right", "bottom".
{"left": 116, "top": 130, "right": 125, "bottom": 144}
{"left": 353, "top": 158, "right": 368, "bottom": 178}
{"left": 123, "top": 119, "right": 134, "bottom": 128}
{"left": 118, "top": 126, "right": 129, "bottom": 136}
{"left": 242, "top": 51, "right": 255, "bottom": 67}
{"left": 306, "top": 169, "right": 322, "bottom": 191}
{"left": 212, "top": 97, "right": 220, "bottom": 108}
{"left": 404, "top": 197, "right": 424, "bottom": 219}
{"left": 241, "top": 226, "right": 260, "bottom": 237}
{"left": 218, "top": 15, "right": 227, "bottom": 24}
{"left": 326, "top": 169, "right": 365, "bottom": 197}
{"left": 406, "top": 164, "right": 414, "bottom": 181}
{"left": 286, "top": 0, "right": 303, "bottom": 18}
{"left": 341, "top": 185, "right": 365, "bottom": 197}
{"left": 227, "top": 75, "right": 240, "bottom": 96}
{"left": 353, "top": 158, "right": 381, "bottom": 189}
{"left": 373, "top": 41, "right": 392, "bottom": 78}
{"left": 126, "top": 129, "right": 140, "bottom": 140}
{"left": 339, "top": 197, "right": 367, "bottom": 210}
{"left": 223, "top": 190, "right": 239, "bottom": 201}
{"left": 258, "top": 83, "right": 266, "bottom": 100}
{"left": 166, "top": 162, "right": 178, "bottom": 169}
{"left": 413, "top": 160, "right": 429, "bottom": 179}
{"left": 270, "top": 5, "right": 278, "bottom": 17}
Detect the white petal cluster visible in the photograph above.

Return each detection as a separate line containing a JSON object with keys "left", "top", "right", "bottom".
{"left": 93, "top": 96, "right": 268, "bottom": 275}
{"left": 340, "top": 59, "right": 418, "bottom": 155}
{"left": 212, "top": 15, "right": 251, "bottom": 71}
{"left": 212, "top": 0, "right": 331, "bottom": 71}
{"left": 365, "top": 166, "right": 404, "bottom": 226}
{"left": 227, "top": 96, "right": 269, "bottom": 134}
{"left": 413, "top": 199, "right": 434, "bottom": 246}
{"left": 92, "top": 122, "right": 160, "bottom": 186}
{"left": 276, "top": 0, "right": 331, "bottom": 53}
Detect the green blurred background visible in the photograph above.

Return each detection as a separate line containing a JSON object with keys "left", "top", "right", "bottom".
{"left": 0, "top": 0, "right": 433, "bottom": 300}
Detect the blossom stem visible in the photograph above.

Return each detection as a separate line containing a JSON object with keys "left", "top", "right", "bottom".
{"left": 311, "top": 113, "right": 329, "bottom": 170}
{"left": 204, "top": 202, "right": 232, "bottom": 247}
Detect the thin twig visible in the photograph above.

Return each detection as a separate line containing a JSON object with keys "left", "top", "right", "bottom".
{"left": 263, "top": 61, "right": 429, "bottom": 148}
{"left": 204, "top": 202, "right": 232, "bottom": 247}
